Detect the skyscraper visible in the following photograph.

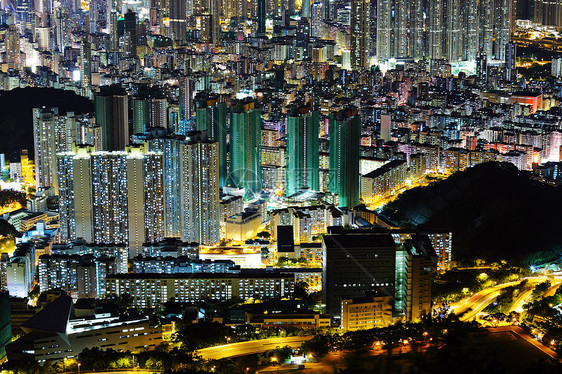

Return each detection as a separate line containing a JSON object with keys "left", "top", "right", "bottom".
{"left": 57, "top": 144, "right": 95, "bottom": 243}
{"left": 310, "top": 2, "right": 323, "bottom": 38}
{"left": 132, "top": 98, "right": 150, "bottom": 134}
{"left": 5, "top": 25, "right": 20, "bottom": 70}
{"left": 257, "top": 0, "right": 266, "bottom": 36}
{"left": 322, "top": 229, "right": 436, "bottom": 321}
{"left": 123, "top": 9, "right": 138, "bottom": 56}
{"left": 534, "top": 0, "right": 562, "bottom": 28}
{"left": 479, "top": 0, "right": 512, "bottom": 60}
{"left": 147, "top": 135, "right": 184, "bottom": 238}
{"left": 33, "top": 107, "right": 71, "bottom": 193}
{"left": 57, "top": 145, "right": 164, "bottom": 256}
{"left": 169, "top": 0, "right": 187, "bottom": 42}
{"left": 94, "top": 86, "right": 129, "bottom": 151}
{"left": 91, "top": 151, "right": 129, "bottom": 245}
{"left": 126, "top": 145, "right": 165, "bottom": 253}
{"left": 149, "top": 98, "right": 168, "bottom": 128}
{"left": 376, "top": 0, "right": 508, "bottom": 63}
{"left": 230, "top": 99, "right": 262, "bottom": 197}
{"left": 350, "top": 0, "right": 370, "bottom": 69}
{"left": 505, "top": 41, "right": 517, "bottom": 82}
{"left": 180, "top": 133, "right": 220, "bottom": 245}
{"left": 285, "top": 104, "right": 320, "bottom": 196}
{"left": 179, "top": 76, "right": 194, "bottom": 130}
{"left": 80, "top": 41, "right": 91, "bottom": 88}
{"left": 195, "top": 93, "right": 228, "bottom": 188}
{"left": 328, "top": 107, "right": 361, "bottom": 209}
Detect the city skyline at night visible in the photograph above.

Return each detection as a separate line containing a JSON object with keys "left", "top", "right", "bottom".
{"left": 1, "top": 0, "right": 562, "bottom": 372}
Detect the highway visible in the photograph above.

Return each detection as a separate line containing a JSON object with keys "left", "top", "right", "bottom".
{"left": 507, "top": 289, "right": 534, "bottom": 314}
{"left": 543, "top": 282, "right": 562, "bottom": 297}
{"left": 453, "top": 277, "right": 551, "bottom": 321}
{"left": 197, "top": 336, "right": 313, "bottom": 360}
{"left": 460, "top": 290, "right": 502, "bottom": 321}
{"left": 450, "top": 280, "right": 521, "bottom": 317}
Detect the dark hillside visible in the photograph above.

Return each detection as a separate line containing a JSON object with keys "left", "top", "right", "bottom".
{"left": 383, "top": 162, "right": 562, "bottom": 264}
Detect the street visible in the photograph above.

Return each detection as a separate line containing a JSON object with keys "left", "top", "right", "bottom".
{"left": 197, "top": 336, "right": 314, "bottom": 360}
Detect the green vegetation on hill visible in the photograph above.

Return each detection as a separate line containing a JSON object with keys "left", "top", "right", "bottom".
{"left": 383, "top": 162, "right": 562, "bottom": 265}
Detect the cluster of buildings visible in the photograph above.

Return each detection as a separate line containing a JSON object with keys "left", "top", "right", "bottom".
{"left": 1, "top": 0, "right": 562, "bottom": 365}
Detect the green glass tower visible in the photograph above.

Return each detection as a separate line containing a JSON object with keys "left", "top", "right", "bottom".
{"left": 328, "top": 107, "right": 361, "bottom": 208}
{"left": 132, "top": 98, "right": 149, "bottom": 134}
{"left": 195, "top": 93, "right": 228, "bottom": 189}
{"left": 286, "top": 104, "right": 320, "bottom": 196}
{"left": 230, "top": 99, "right": 262, "bottom": 197}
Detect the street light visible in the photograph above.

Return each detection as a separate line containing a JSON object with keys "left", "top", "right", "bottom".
{"left": 78, "top": 363, "right": 81, "bottom": 374}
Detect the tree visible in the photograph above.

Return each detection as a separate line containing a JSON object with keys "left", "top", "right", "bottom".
{"left": 256, "top": 231, "right": 271, "bottom": 239}
{"left": 294, "top": 281, "right": 309, "bottom": 300}
{"left": 0, "top": 219, "right": 18, "bottom": 237}
{"left": 175, "top": 321, "right": 235, "bottom": 351}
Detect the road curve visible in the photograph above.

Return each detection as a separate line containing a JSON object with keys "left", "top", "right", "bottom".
{"left": 197, "top": 336, "right": 314, "bottom": 360}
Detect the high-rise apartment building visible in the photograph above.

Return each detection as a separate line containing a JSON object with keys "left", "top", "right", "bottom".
{"left": 132, "top": 98, "right": 150, "bottom": 134}
{"left": 5, "top": 25, "right": 20, "bottom": 70}
{"left": 376, "top": 0, "right": 509, "bottom": 63}
{"left": 147, "top": 135, "right": 184, "bottom": 238}
{"left": 169, "top": 0, "right": 187, "bottom": 42}
{"left": 80, "top": 41, "right": 91, "bottom": 88}
{"left": 33, "top": 107, "right": 74, "bottom": 194}
{"left": 230, "top": 99, "right": 262, "bottom": 197}
{"left": 94, "top": 86, "right": 129, "bottom": 151}
{"left": 534, "top": 0, "right": 562, "bottom": 28}
{"left": 328, "top": 107, "right": 361, "bottom": 208}
{"left": 286, "top": 104, "right": 320, "bottom": 196}
{"left": 38, "top": 254, "right": 97, "bottom": 299}
{"left": 149, "top": 98, "right": 168, "bottom": 128}
{"left": 195, "top": 93, "right": 228, "bottom": 188}
{"left": 126, "top": 146, "right": 165, "bottom": 251}
{"left": 350, "top": 0, "right": 370, "bottom": 69}
{"left": 180, "top": 133, "right": 221, "bottom": 246}
{"left": 145, "top": 132, "right": 221, "bottom": 245}
{"left": 57, "top": 144, "right": 164, "bottom": 256}
{"left": 179, "top": 76, "right": 194, "bottom": 127}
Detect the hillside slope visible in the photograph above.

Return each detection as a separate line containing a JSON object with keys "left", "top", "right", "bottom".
{"left": 382, "top": 162, "right": 562, "bottom": 264}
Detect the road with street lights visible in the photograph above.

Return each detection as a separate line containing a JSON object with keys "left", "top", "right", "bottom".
{"left": 450, "top": 276, "right": 555, "bottom": 321}
{"left": 197, "top": 336, "right": 314, "bottom": 360}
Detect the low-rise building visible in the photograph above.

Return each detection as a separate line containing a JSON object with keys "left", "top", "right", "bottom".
{"left": 341, "top": 294, "right": 394, "bottom": 331}
{"left": 7, "top": 295, "right": 163, "bottom": 362}
{"left": 105, "top": 270, "right": 296, "bottom": 309}
{"left": 225, "top": 210, "right": 262, "bottom": 242}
